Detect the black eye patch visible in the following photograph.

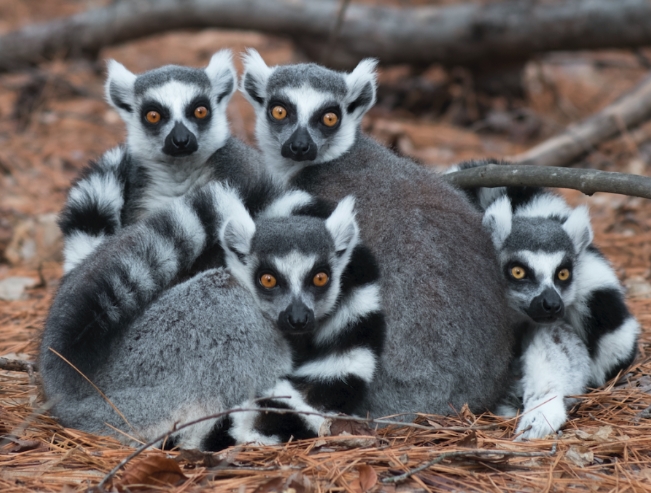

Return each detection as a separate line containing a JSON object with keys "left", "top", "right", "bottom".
{"left": 310, "top": 102, "right": 342, "bottom": 137}
{"left": 185, "top": 95, "right": 212, "bottom": 129}
{"left": 267, "top": 98, "right": 298, "bottom": 127}
{"left": 140, "top": 100, "right": 170, "bottom": 135}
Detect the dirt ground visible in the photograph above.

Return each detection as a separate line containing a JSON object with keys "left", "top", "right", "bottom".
{"left": 2, "top": 1, "right": 651, "bottom": 492}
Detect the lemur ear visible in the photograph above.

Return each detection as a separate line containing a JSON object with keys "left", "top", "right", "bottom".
{"left": 105, "top": 60, "right": 136, "bottom": 115}
{"left": 562, "top": 205, "right": 593, "bottom": 253}
{"left": 219, "top": 212, "right": 256, "bottom": 262}
{"left": 326, "top": 195, "right": 359, "bottom": 254}
{"left": 344, "top": 58, "right": 378, "bottom": 116}
{"left": 482, "top": 196, "right": 512, "bottom": 250}
{"left": 240, "top": 49, "right": 273, "bottom": 109}
{"left": 205, "top": 49, "right": 237, "bottom": 105}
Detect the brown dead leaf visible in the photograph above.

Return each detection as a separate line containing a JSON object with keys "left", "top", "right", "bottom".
{"left": 252, "top": 472, "right": 311, "bottom": 493}
{"left": 565, "top": 445, "right": 594, "bottom": 468}
{"left": 114, "top": 455, "right": 188, "bottom": 491}
{"left": 456, "top": 431, "right": 478, "bottom": 448}
{"left": 357, "top": 464, "right": 378, "bottom": 492}
{"left": 329, "top": 419, "right": 376, "bottom": 438}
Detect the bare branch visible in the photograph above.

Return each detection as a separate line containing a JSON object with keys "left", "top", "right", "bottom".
{"left": 3, "top": 0, "right": 651, "bottom": 71}
{"left": 515, "top": 72, "right": 651, "bottom": 167}
{"left": 443, "top": 165, "right": 651, "bottom": 200}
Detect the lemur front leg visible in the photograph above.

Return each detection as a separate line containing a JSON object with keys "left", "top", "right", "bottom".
{"left": 515, "top": 323, "right": 590, "bottom": 440}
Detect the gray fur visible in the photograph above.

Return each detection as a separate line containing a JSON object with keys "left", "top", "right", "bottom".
{"left": 48, "top": 268, "right": 290, "bottom": 448}
{"left": 504, "top": 217, "right": 575, "bottom": 254}
{"left": 133, "top": 66, "right": 212, "bottom": 95}
{"left": 251, "top": 216, "right": 334, "bottom": 257}
{"left": 240, "top": 53, "right": 514, "bottom": 418}
{"left": 267, "top": 64, "right": 348, "bottom": 98}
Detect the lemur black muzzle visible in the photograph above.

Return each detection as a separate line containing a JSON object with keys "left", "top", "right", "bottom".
{"left": 525, "top": 287, "right": 565, "bottom": 323}
{"left": 278, "top": 299, "right": 315, "bottom": 334}
{"left": 164, "top": 122, "right": 198, "bottom": 157}
{"left": 282, "top": 127, "right": 317, "bottom": 162}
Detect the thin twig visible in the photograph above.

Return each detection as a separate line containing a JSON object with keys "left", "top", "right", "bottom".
{"left": 0, "top": 357, "right": 37, "bottom": 373}
{"left": 443, "top": 164, "right": 651, "bottom": 200}
{"left": 381, "top": 443, "right": 559, "bottom": 484}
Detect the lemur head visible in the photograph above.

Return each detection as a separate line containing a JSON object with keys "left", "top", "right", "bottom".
{"left": 240, "top": 49, "right": 377, "bottom": 180}
{"left": 105, "top": 50, "right": 237, "bottom": 167}
{"left": 220, "top": 196, "right": 359, "bottom": 335}
{"left": 483, "top": 195, "right": 593, "bottom": 324}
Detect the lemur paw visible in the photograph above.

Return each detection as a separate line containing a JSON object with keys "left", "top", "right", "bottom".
{"left": 515, "top": 396, "right": 567, "bottom": 441}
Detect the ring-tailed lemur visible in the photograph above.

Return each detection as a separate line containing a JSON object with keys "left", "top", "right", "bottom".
{"left": 239, "top": 50, "right": 514, "bottom": 417}
{"left": 202, "top": 195, "right": 385, "bottom": 449}
{"left": 453, "top": 161, "right": 639, "bottom": 439}
{"left": 42, "top": 183, "right": 384, "bottom": 450}
{"left": 60, "top": 50, "right": 263, "bottom": 273}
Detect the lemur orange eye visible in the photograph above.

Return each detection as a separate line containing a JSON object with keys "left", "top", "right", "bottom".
{"left": 271, "top": 106, "right": 287, "bottom": 120}
{"left": 511, "top": 266, "right": 526, "bottom": 280}
{"left": 558, "top": 269, "right": 571, "bottom": 281}
{"left": 146, "top": 111, "right": 161, "bottom": 124}
{"left": 260, "top": 273, "right": 277, "bottom": 289}
{"left": 313, "top": 272, "right": 329, "bottom": 287}
{"left": 322, "top": 112, "right": 338, "bottom": 127}
{"left": 194, "top": 106, "right": 208, "bottom": 119}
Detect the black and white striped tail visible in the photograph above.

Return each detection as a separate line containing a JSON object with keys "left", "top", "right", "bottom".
{"left": 59, "top": 147, "right": 129, "bottom": 273}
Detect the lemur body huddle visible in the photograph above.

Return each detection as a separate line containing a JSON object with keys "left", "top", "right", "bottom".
{"left": 40, "top": 49, "right": 639, "bottom": 448}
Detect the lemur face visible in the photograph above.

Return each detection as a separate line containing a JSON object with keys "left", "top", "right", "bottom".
{"left": 220, "top": 196, "right": 359, "bottom": 336}
{"left": 483, "top": 196, "right": 593, "bottom": 324}
{"left": 240, "top": 50, "right": 378, "bottom": 180}
{"left": 105, "top": 50, "right": 237, "bottom": 166}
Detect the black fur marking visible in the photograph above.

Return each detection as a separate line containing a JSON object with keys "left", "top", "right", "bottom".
{"left": 347, "top": 82, "right": 373, "bottom": 114}
{"left": 109, "top": 82, "right": 132, "bottom": 113}
{"left": 216, "top": 78, "right": 234, "bottom": 104}
{"left": 294, "top": 198, "right": 337, "bottom": 219}
{"left": 201, "top": 416, "right": 236, "bottom": 452}
{"left": 240, "top": 178, "right": 285, "bottom": 216}
{"left": 506, "top": 186, "right": 546, "bottom": 211}
{"left": 288, "top": 375, "right": 366, "bottom": 415}
{"left": 583, "top": 288, "right": 631, "bottom": 357}
{"left": 309, "top": 103, "right": 342, "bottom": 137}
{"left": 254, "top": 399, "right": 315, "bottom": 442}
{"left": 244, "top": 73, "right": 265, "bottom": 106}
{"left": 339, "top": 245, "right": 381, "bottom": 297}
{"left": 185, "top": 96, "right": 212, "bottom": 129}
{"left": 140, "top": 100, "right": 170, "bottom": 136}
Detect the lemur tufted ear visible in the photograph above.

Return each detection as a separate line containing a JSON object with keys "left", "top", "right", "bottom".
{"left": 240, "top": 49, "right": 273, "bottom": 109}
{"left": 105, "top": 60, "right": 137, "bottom": 117}
{"left": 562, "top": 205, "right": 593, "bottom": 254}
{"left": 220, "top": 211, "right": 256, "bottom": 264}
{"left": 344, "top": 58, "right": 378, "bottom": 116}
{"left": 205, "top": 49, "right": 237, "bottom": 105}
{"left": 482, "top": 196, "right": 513, "bottom": 250}
{"left": 326, "top": 195, "right": 359, "bottom": 255}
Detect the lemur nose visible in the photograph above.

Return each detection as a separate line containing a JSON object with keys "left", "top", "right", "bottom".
{"left": 285, "top": 300, "right": 313, "bottom": 331}
{"left": 288, "top": 311, "right": 309, "bottom": 329}
{"left": 541, "top": 293, "right": 562, "bottom": 314}
{"left": 289, "top": 140, "right": 311, "bottom": 155}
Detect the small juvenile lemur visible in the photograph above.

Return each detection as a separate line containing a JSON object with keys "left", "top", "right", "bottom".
{"left": 41, "top": 183, "right": 384, "bottom": 450}
{"left": 60, "top": 50, "right": 263, "bottom": 273}
{"left": 451, "top": 162, "right": 639, "bottom": 439}
{"left": 239, "top": 50, "right": 514, "bottom": 416}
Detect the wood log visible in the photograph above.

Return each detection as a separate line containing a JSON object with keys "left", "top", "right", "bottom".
{"left": 2, "top": 0, "right": 651, "bottom": 71}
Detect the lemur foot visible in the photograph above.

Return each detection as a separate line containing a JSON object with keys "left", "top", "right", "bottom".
{"left": 515, "top": 396, "right": 566, "bottom": 441}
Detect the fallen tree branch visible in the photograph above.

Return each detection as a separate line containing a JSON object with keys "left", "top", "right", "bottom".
{"left": 3, "top": 0, "right": 651, "bottom": 71}
{"left": 443, "top": 164, "right": 651, "bottom": 200}
{"left": 515, "top": 72, "right": 651, "bottom": 167}
{"left": 0, "top": 357, "right": 37, "bottom": 373}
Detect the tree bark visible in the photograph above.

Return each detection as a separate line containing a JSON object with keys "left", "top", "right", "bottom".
{"left": 514, "top": 73, "right": 651, "bottom": 167}
{"left": 443, "top": 164, "right": 651, "bottom": 200}
{"left": 2, "top": 0, "right": 651, "bottom": 71}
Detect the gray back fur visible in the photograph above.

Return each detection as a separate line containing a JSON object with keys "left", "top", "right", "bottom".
{"left": 46, "top": 268, "right": 290, "bottom": 448}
